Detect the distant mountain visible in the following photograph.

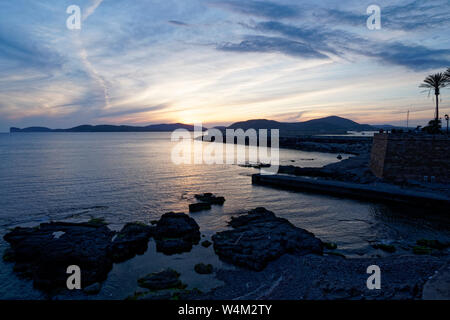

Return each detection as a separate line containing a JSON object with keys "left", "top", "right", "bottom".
{"left": 10, "top": 116, "right": 375, "bottom": 134}
{"left": 227, "top": 116, "right": 375, "bottom": 135}
{"left": 10, "top": 123, "right": 203, "bottom": 133}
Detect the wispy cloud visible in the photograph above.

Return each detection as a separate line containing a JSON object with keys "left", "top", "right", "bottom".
{"left": 210, "top": 0, "right": 300, "bottom": 19}
{"left": 83, "top": 0, "right": 104, "bottom": 21}
{"left": 233, "top": 19, "right": 450, "bottom": 70}
{"left": 168, "top": 20, "right": 190, "bottom": 27}
{"left": 218, "top": 35, "right": 328, "bottom": 59}
{"left": 1, "top": 0, "right": 449, "bottom": 131}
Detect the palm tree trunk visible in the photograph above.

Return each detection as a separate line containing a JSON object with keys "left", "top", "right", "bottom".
{"left": 435, "top": 93, "right": 439, "bottom": 122}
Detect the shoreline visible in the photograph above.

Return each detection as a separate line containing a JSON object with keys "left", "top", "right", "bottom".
{"left": 3, "top": 207, "right": 449, "bottom": 300}
{"left": 202, "top": 254, "right": 450, "bottom": 300}
{"left": 252, "top": 174, "right": 450, "bottom": 210}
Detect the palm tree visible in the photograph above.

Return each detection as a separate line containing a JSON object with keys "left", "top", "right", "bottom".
{"left": 419, "top": 73, "right": 449, "bottom": 123}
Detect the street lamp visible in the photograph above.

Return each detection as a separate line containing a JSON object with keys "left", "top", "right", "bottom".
{"left": 445, "top": 114, "right": 449, "bottom": 134}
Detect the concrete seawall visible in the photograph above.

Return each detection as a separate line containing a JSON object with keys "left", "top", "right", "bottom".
{"left": 252, "top": 174, "right": 450, "bottom": 209}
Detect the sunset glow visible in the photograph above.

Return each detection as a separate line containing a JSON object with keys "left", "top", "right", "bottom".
{"left": 1, "top": 0, "right": 450, "bottom": 131}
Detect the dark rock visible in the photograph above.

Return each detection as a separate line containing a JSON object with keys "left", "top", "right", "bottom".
{"left": 194, "top": 263, "right": 213, "bottom": 274}
{"left": 372, "top": 243, "right": 396, "bottom": 253}
{"left": 110, "top": 222, "right": 154, "bottom": 262}
{"left": 3, "top": 221, "right": 115, "bottom": 291}
{"left": 194, "top": 193, "right": 226, "bottom": 205}
{"left": 416, "top": 239, "right": 448, "bottom": 250}
{"left": 326, "top": 251, "right": 346, "bottom": 258}
{"left": 153, "top": 212, "right": 201, "bottom": 254}
{"left": 138, "top": 269, "right": 185, "bottom": 291}
{"left": 413, "top": 246, "right": 432, "bottom": 255}
{"left": 2, "top": 248, "right": 15, "bottom": 262}
{"left": 83, "top": 282, "right": 101, "bottom": 295}
{"left": 129, "top": 288, "right": 204, "bottom": 300}
{"left": 201, "top": 240, "right": 212, "bottom": 248}
{"left": 189, "top": 202, "right": 212, "bottom": 212}
{"left": 323, "top": 242, "right": 338, "bottom": 250}
{"left": 212, "top": 207, "right": 323, "bottom": 271}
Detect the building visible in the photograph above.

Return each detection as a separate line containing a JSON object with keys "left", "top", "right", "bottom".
{"left": 370, "top": 133, "right": 450, "bottom": 183}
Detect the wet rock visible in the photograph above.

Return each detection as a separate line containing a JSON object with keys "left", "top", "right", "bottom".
{"left": 2, "top": 248, "right": 15, "bottom": 262}
{"left": 189, "top": 202, "right": 212, "bottom": 212}
{"left": 138, "top": 269, "right": 186, "bottom": 291}
{"left": 194, "top": 193, "right": 226, "bottom": 205}
{"left": 372, "top": 243, "right": 396, "bottom": 253}
{"left": 413, "top": 246, "right": 433, "bottom": 255}
{"left": 212, "top": 207, "right": 323, "bottom": 271}
{"left": 201, "top": 240, "right": 212, "bottom": 248}
{"left": 129, "top": 288, "right": 204, "bottom": 300}
{"left": 3, "top": 221, "right": 115, "bottom": 291}
{"left": 194, "top": 263, "right": 213, "bottom": 274}
{"left": 323, "top": 242, "right": 338, "bottom": 250}
{"left": 153, "top": 212, "right": 201, "bottom": 254}
{"left": 84, "top": 282, "right": 101, "bottom": 295}
{"left": 416, "top": 239, "right": 448, "bottom": 250}
{"left": 422, "top": 263, "right": 450, "bottom": 300}
{"left": 110, "top": 222, "right": 154, "bottom": 262}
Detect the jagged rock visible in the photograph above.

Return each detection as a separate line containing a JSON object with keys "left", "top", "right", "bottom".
{"left": 137, "top": 269, "right": 185, "bottom": 291}
{"left": 83, "top": 282, "right": 101, "bottom": 295}
{"left": 153, "top": 212, "right": 201, "bottom": 254}
{"left": 189, "top": 202, "right": 212, "bottom": 212}
{"left": 372, "top": 243, "right": 396, "bottom": 253}
{"left": 3, "top": 219, "right": 157, "bottom": 291}
{"left": 416, "top": 239, "right": 449, "bottom": 250}
{"left": 212, "top": 207, "right": 323, "bottom": 271}
{"left": 3, "top": 221, "right": 115, "bottom": 291}
{"left": 194, "top": 263, "right": 213, "bottom": 274}
{"left": 194, "top": 193, "right": 226, "bottom": 205}
{"left": 110, "top": 222, "right": 155, "bottom": 262}
{"left": 201, "top": 240, "right": 212, "bottom": 248}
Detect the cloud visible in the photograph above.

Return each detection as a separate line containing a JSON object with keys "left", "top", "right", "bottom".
{"left": 383, "top": 0, "right": 450, "bottom": 31}
{"left": 99, "top": 104, "right": 170, "bottom": 118}
{"left": 218, "top": 35, "right": 329, "bottom": 59}
{"left": 78, "top": 46, "right": 111, "bottom": 109}
{"left": 168, "top": 20, "right": 190, "bottom": 27}
{"left": 314, "top": 0, "right": 450, "bottom": 31}
{"left": 83, "top": 0, "right": 104, "bottom": 21}
{"left": 0, "top": 29, "right": 64, "bottom": 72}
{"left": 210, "top": 0, "right": 300, "bottom": 19}
{"left": 370, "top": 42, "right": 450, "bottom": 71}
{"left": 235, "top": 20, "right": 450, "bottom": 70}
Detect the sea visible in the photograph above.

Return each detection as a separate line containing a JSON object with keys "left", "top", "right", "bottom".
{"left": 0, "top": 132, "right": 448, "bottom": 299}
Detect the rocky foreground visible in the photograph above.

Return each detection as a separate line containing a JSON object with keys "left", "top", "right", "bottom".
{"left": 3, "top": 207, "right": 449, "bottom": 300}
{"left": 2, "top": 212, "right": 200, "bottom": 292}
{"left": 212, "top": 207, "right": 323, "bottom": 271}
{"left": 203, "top": 253, "right": 450, "bottom": 300}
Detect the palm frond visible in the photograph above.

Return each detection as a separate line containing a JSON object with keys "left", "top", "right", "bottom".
{"left": 419, "top": 72, "right": 449, "bottom": 89}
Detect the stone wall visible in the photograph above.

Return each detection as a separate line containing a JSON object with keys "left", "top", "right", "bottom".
{"left": 370, "top": 133, "right": 450, "bottom": 183}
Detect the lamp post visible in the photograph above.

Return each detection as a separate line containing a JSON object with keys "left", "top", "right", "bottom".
{"left": 445, "top": 114, "right": 449, "bottom": 134}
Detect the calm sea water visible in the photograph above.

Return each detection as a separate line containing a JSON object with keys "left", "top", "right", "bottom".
{"left": 0, "top": 132, "right": 449, "bottom": 299}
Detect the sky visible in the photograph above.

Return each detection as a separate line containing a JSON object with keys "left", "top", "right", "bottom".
{"left": 0, "top": 0, "right": 450, "bottom": 132}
